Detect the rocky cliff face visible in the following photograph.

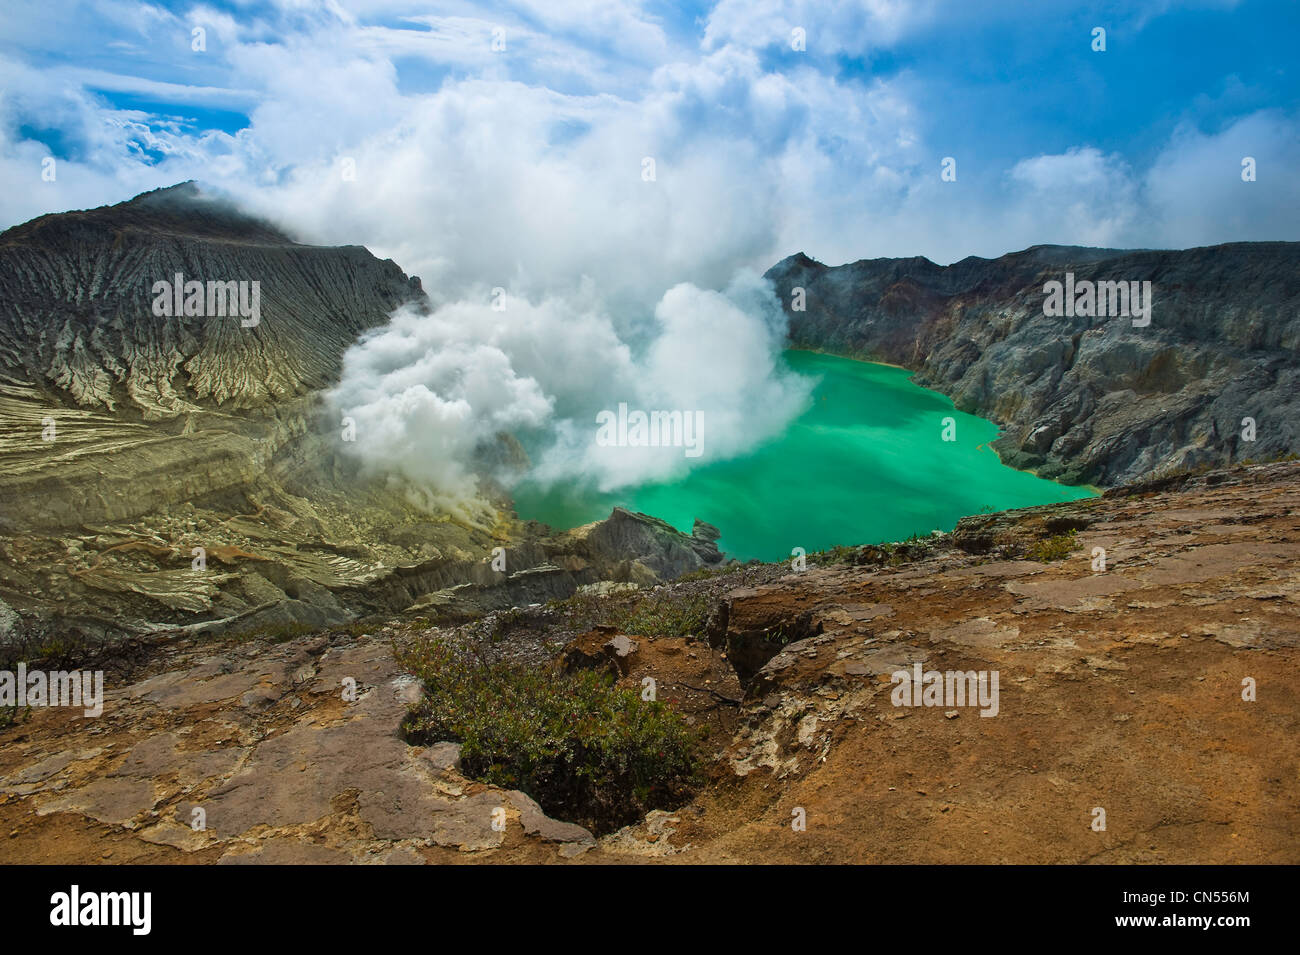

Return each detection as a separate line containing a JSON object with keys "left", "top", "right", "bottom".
{"left": 0, "top": 182, "right": 423, "bottom": 534}
{"left": 0, "top": 181, "right": 423, "bottom": 416}
{"left": 766, "top": 243, "right": 1300, "bottom": 485}
{"left": 0, "top": 185, "right": 723, "bottom": 645}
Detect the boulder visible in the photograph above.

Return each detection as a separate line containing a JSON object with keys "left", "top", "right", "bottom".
{"left": 561, "top": 626, "right": 641, "bottom": 677}
{"left": 709, "top": 588, "right": 823, "bottom": 687}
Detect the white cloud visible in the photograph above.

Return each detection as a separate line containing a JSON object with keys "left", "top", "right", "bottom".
{"left": 702, "top": 0, "right": 934, "bottom": 54}
{"left": 1145, "top": 110, "right": 1300, "bottom": 245}
{"left": 1006, "top": 147, "right": 1140, "bottom": 248}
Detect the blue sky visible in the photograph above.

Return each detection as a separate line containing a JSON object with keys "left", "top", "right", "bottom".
{"left": 1, "top": 0, "right": 1297, "bottom": 281}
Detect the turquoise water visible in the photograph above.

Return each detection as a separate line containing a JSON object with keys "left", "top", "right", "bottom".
{"left": 511, "top": 350, "right": 1096, "bottom": 561}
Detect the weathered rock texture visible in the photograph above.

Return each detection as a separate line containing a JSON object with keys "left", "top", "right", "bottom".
{"left": 766, "top": 243, "right": 1300, "bottom": 485}
{"left": 0, "top": 181, "right": 422, "bottom": 417}
{"left": 0, "top": 628, "right": 595, "bottom": 862}
{"left": 4, "top": 461, "right": 1297, "bottom": 863}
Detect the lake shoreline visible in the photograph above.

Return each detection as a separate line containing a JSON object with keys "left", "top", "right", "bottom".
{"left": 510, "top": 350, "right": 1098, "bottom": 561}
{"left": 785, "top": 344, "right": 1104, "bottom": 496}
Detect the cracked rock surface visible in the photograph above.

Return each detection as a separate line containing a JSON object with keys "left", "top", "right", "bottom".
{"left": 1, "top": 632, "right": 595, "bottom": 863}
{"left": 2, "top": 462, "right": 1298, "bottom": 863}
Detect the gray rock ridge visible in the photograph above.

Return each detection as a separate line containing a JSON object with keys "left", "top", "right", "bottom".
{"left": 0, "top": 182, "right": 422, "bottom": 415}
{"left": 765, "top": 241, "right": 1300, "bottom": 485}
{"left": 383, "top": 507, "right": 729, "bottom": 621}
{"left": 560, "top": 507, "right": 725, "bottom": 579}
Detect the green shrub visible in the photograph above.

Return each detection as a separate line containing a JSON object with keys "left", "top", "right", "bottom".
{"left": 0, "top": 705, "right": 30, "bottom": 731}
{"left": 544, "top": 590, "right": 636, "bottom": 631}
{"left": 398, "top": 637, "right": 700, "bottom": 834}
{"left": 545, "top": 589, "right": 712, "bottom": 640}
{"left": 676, "top": 562, "right": 743, "bottom": 583}
{"left": 809, "top": 544, "right": 859, "bottom": 566}
{"left": 610, "top": 591, "right": 712, "bottom": 638}
{"left": 342, "top": 620, "right": 377, "bottom": 638}
{"left": 227, "top": 620, "right": 315, "bottom": 645}
{"left": 0, "top": 623, "right": 105, "bottom": 672}
{"left": 810, "top": 533, "right": 936, "bottom": 568}
{"left": 1240, "top": 452, "right": 1300, "bottom": 466}
{"left": 489, "top": 606, "right": 527, "bottom": 637}
{"left": 1026, "top": 529, "right": 1078, "bottom": 562}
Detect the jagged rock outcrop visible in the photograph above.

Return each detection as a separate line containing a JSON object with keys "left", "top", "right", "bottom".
{"left": 557, "top": 507, "right": 725, "bottom": 582}
{"left": 0, "top": 184, "right": 467, "bottom": 639}
{"left": 398, "top": 508, "right": 727, "bottom": 620}
{"left": 0, "top": 182, "right": 422, "bottom": 415}
{"left": 766, "top": 243, "right": 1300, "bottom": 485}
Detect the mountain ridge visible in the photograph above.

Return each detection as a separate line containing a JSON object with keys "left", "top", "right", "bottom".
{"left": 766, "top": 240, "right": 1300, "bottom": 485}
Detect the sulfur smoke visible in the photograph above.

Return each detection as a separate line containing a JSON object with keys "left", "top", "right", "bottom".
{"left": 326, "top": 270, "right": 813, "bottom": 510}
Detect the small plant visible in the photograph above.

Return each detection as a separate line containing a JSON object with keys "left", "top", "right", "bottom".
{"left": 610, "top": 591, "right": 712, "bottom": 639}
{"left": 227, "top": 620, "right": 315, "bottom": 645}
{"left": 766, "top": 625, "right": 794, "bottom": 648}
{"left": 676, "top": 562, "right": 743, "bottom": 583}
{"left": 1025, "top": 529, "right": 1078, "bottom": 562}
{"left": 398, "top": 636, "right": 700, "bottom": 834}
{"left": 0, "top": 705, "right": 30, "bottom": 731}
{"left": 544, "top": 590, "right": 637, "bottom": 631}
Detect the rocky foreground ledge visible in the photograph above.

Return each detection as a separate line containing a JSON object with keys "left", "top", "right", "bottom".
{"left": 2, "top": 462, "right": 1297, "bottom": 863}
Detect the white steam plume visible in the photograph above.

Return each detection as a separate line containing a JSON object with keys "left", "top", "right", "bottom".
{"left": 328, "top": 270, "right": 813, "bottom": 507}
